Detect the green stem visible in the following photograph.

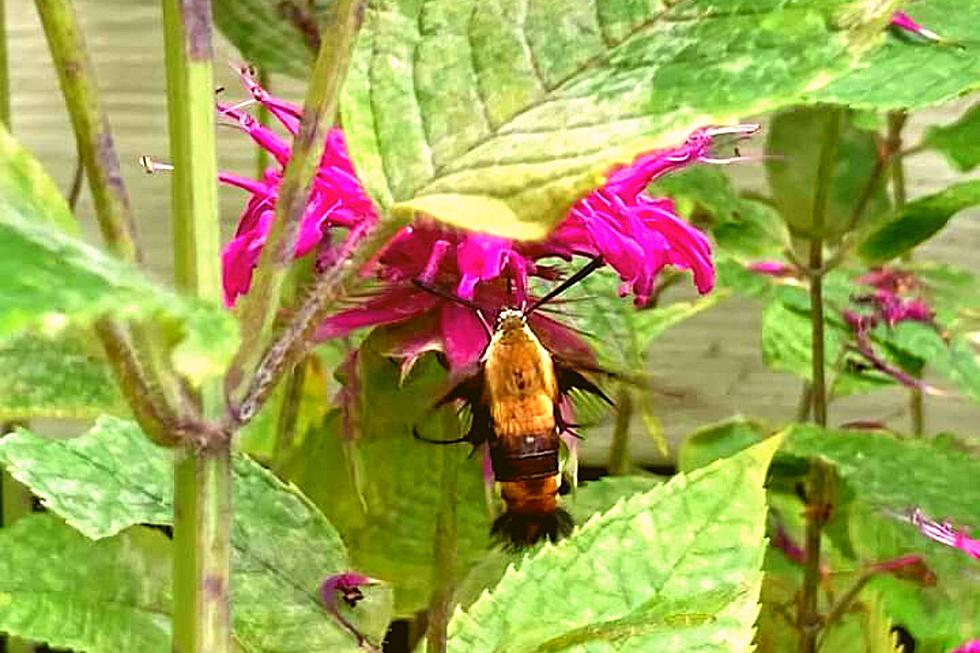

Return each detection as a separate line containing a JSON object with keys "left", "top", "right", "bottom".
{"left": 426, "top": 410, "right": 460, "bottom": 653}
{"left": 0, "top": 0, "right": 9, "bottom": 129}
{"left": 161, "top": 1, "right": 231, "bottom": 650}
{"left": 607, "top": 383, "right": 633, "bottom": 475}
{"left": 887, "top": 111, "right": 924, "bottom": 437}
{"left": 226, "top": 0, "right": 364, "bottom": 406}
{"left": 816, "top": 572, "right": 872, "bottom": 650}
{"left": 256, "top": 68, "right": 271, "bottom": 178}
{"left": 34, "top": 0, "right": 141, "bottom": 263}
{"left": 35, "top": 0, "right": 182, "bottom": 443}
{"left": 797, "top": 108, "right": 842, "bottom": 653}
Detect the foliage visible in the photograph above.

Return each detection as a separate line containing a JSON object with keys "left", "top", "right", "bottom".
{"left": 4, "top": 0, "right": 980, "bottom": 651}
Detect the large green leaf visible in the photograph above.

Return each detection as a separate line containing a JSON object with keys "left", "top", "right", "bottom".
{"left": 0, "top": 417, "right": 388, "bottom": 652}
{"left": 677, "top": 417, "right": 768, "bottom": 473}
{"left": 887, "top": 321, "right": 980, "bottom": 403}
{"left": 341, "top": 0, "right": 897, "bottom": 239}
{"left": 807, "top": 0, "right": 980, "bottom": 109}
{"left": 765, "top": 106, "right": 890, "bottom": 239}
{"left": 924, "top": 100, "right": 980, "bottom": 172}
{"left": 446, "top": 437, "right": 781, "bottom": 652}
{"left": 0, "top": 126, "right": 238, "bottom": 385}
{"left": 858, "top": 180, "right": 980, "bottom": 263}
{"left": 214, "top": 0, "right": 328, "bottom": 78}
{"left": 0, "top": 514, "right": 171, "bottom": 653}
{"left": 0, "top": 331, "right": 124, "bottom": 420}
{"left": 784, "top": 424, "right": 980, "bottom": 526}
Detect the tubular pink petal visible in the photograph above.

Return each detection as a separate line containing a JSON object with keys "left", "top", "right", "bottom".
{"left": 317, "top": 287, "right": 439, "bottom": 340}
{"left": 440, "top": 302, "right": 489, "bottom": 370}
{"left": 890, "top": 10, "right": 942, "bottom": 42}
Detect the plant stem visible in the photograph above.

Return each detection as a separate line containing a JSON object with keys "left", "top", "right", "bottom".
{"left": 0, "top": 0, "right": 9, "bottom": 129}
{"left": 887, "top": 111, "right": 924, "bottom": 437}
{"left": 426, "top": 410, "right": 460, "bottom": 653}
{"left": 233, "top": 215, "right": 406, "bottom": 426}
{"left": 816, "top": 572, "right": 872, "bottom": 649}
{"left": 797, "top": 107, "right": 842, "bottom": 653}
{"left": 35, "top": 0, "right": 141, "bottom": 262}
{"left": 35, "top": 0, "right": 182, "bottom": 442}
{"left": 161, "top": 1, "right": 231, "bottom": 651}
{"left": 256, "top": 68, "right": 271, "bottom": 178}
{"left": 607, "top": 382, "right": 633, "bottom": 475}
{"left": 226, "top": 0, "right": 364, "bottom": 406}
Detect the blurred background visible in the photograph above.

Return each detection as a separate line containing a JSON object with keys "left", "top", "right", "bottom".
{"left": 7, "top": 0, "right": 979, "bottom": 466}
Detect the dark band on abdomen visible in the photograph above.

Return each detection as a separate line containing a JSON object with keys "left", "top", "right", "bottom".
{"left": 490, "top": 431, "right": 559, "bottom": 482}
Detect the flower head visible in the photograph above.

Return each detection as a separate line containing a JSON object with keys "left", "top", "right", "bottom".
{"left": 910, "top": 508, "right": 980, "bottom": 561}
{"left": 218, "top": 68, "right": 377, "bottom": 307}
{"left": 319, "top": 571, "right": 375, "bottom": 610}
{"left": 842, "top": 266, "right": 939, "bottom": 391}
{"left": 220, "top": 71, "right": 756, "bottom": 371}
{"left": 890, "top": 10, "right": 942, "bottom": 42}
{"left": 952, "top": 641, "right": 980, "bottom": 653}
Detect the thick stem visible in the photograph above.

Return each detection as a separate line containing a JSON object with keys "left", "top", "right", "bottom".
{"left": 887, "top": 111, "right": 924, "bottom": 437}
{"left": 426, "top": 410, "right": 460, "bottom": 653}
{"left": 226, "top": 0, "right": 364, "bottom": 405}
{"left": 797, "top": 108, "right": 842, "bottom": 653}
{"left": 172, "top": 447, "right": 233, "bottom": 653}
{"left": 607, "top": 383, "right": 633, "bottom": 475}
{"left": 161, "top": 1, "right": 230, "bottom": 650}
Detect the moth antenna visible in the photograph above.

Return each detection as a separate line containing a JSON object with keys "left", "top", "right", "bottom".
{"left": 412, "top": 279, "right": 492, "bottom": 338}
{"left": 526, "top": 257, "right": 604, "bottom": 315}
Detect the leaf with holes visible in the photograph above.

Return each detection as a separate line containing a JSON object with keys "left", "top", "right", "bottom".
{"left": 807, "top": 0, "right": 980, "bottom": 110}
{"left": 0, "top": 417, "right": 390, "bottom": 652}
{"left": 341, "top": 0, "right": 898, "bottom": 239}
{"left": 0, "top": 331, "right": 124, "bottom": 421}
{"left": 0, "top": 126, "right": 239, "bottom": 385}
{"left": 447, "top": 437, "right": 780, "bottom": 652}
{"left": 0, "top": 514, "right": 172, "bottom": 653}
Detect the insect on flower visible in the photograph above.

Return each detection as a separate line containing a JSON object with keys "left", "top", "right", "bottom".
{"left": 415, "top": 259, "right": 613, "bottom": 548}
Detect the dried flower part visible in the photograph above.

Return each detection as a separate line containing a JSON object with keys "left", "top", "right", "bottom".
{"left": 867, "top": 554, "right": 936, "bottom": 585}
{"left": 747, "top": 260, "right": 799, "bottom": 278}
{"left": 890, "top": 10, "right": 942, "bottom": 42}
{"left": 910, "top": 508, "right": 980, "bottom": 560}
{"left": 319, "top": 571, "right": 375, "bottom": 611}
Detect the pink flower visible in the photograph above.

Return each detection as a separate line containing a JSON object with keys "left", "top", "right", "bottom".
{"left": 952, "top": 641, "right": 980, "bottom": 653}
{"left": 319, "top": 571, "right": 375, "bottom": 610}
{"left": 218, "top": 68, "right": 377, "bottom": 307}
{"left": 321, "top": 126, "right": 757, "bottom": 368}
{"left": 910, "top": 509, "right": 980, "bottom": 561}
{"left": 890, "top": 10, "right": 942, "bottom": 42}
{"left": 843, "top": 267, "right": 939, "bottom": 390}
{"left": 220, "top": 69, "right": 757, "bottom": 370}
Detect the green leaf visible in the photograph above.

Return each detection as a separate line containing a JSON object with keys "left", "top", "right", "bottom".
{"left": 0, "top": 417, "right": 388, "bottom": 652}
{"left": 342, "top": 0, "right": 898, "bottom": 239}
{"left": 280, "top": 409, "right": 491, "bottom": 616}
{"left": 0, "top": 125, "right": 78, "bottom": 234}
{"left": 213, "top": 0, "right": 326, "bottom": 78}
{"left": 887, "top": 321, "right": 980, "bottom": 402}
{"left": 0, "top": 417, "right": 173, "bottom": 539}
{"left": 651, "top": 167, "right": 791, "bottom": 259}
{"left": 0, "top": 127, "right": 239, "bottom": 385}
{"left": 807, "top": 0, "right": 980, "bottom": 110}
{"left": 858, "top": 180, "right": 980, "bottom": 263}
{"left": 0, "top": 331, "right": 124, "bottom": 420}
{"left": 677, "top": 417, "right": 767, "bottom": 473}
{"left": 0, "top": 514, "right": 171, "bottom": 653}
{"left": 784, "top": 424, "right": 980, "bottom": 526}
{"left": 447, "top": 437, "right": 781, "bottom": 652}
{"left": 765, "top": 107, "right": 889, "bottom": 239}
{"left": 761, "top": 293, "right": 847, "bottom": 383}
{"left": 924, "top": 101, "right": 980, "bottom": 172}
